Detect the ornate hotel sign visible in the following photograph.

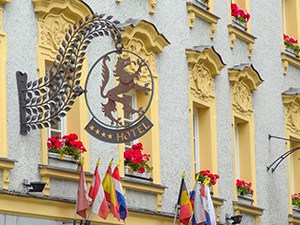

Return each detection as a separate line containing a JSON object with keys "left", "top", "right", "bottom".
{"left": 16, "top": 14, "right": 154, "bottom": 143}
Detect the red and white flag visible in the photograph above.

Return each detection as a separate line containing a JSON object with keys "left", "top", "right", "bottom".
{"left": 76, "top": 164, "right": 90, "bottom": 219}
{"left": 89, "top": 159, "right": 109, "bottom": 219}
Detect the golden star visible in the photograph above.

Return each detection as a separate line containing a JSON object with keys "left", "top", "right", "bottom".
{"left": 108, "top": 134, "right": 113, "bottom": 139}
{"left": 89, "top": 125, "right": 95, "bottom": 131}
{"left": 95, "top": 129, "right": 100, "bottom": 135}
{"left": 101, "top": 132, "right": 106, "bottom": 137}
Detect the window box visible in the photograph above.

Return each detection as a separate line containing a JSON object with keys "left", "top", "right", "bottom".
{"left": 124, "top": 165, "right": 151, "bottom": 180}
{"left": 232, "top": 18, "right": 247, "bottom": 31}
{"left": 237, "top": 194, "right": 254, "bottom": 206}
{"left": 195, "top": 0, "right": 209, "bottom": 10}
{"left": 293, "top": 205, "right": 300, "bottom": 218}
{"left": 285, "top": 48, "right": 299, "bottom": 58}
{"left": 48, "top": 152, "right": 79, "bottom": 170}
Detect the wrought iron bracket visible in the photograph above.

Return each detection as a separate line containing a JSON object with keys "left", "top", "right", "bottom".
{"left": 16, "top": 14, "right": 124, "bottom": 135}
{"left": 267, "top": 134, "right": 300, "bottom": 173}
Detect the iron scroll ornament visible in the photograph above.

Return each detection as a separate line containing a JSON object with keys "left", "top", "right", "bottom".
{"left": 84, "top": 50, "right": 154, "bottom": 143}
{"left": 16, "top": 14, "right": 124, "bottom": 135}
{"left": 16, "top": 14, "right": 155, "bottom": 143}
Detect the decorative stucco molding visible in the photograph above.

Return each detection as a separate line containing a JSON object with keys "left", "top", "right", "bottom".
{"left": 281, "top": 52, "right": 300, "bottom": 75}
{"left": 121, "top": 18, "right": 170, "bottom": 81}
{"left": 32, "top": 0, "right": 92, "bottom": 194}
{"left": 229, "top": 64, "right": 263, "bottom": 114}
{"left": 282, "top": 88, "right": 300, "bottom": 135}
{"left": 0, "top": 158, "right": 15, "bottom": 190}
{"left": 187, "top": 2, "right": 220, "bottom": 39}
{"left": 0, "top": 0, "right": 10, "bottom": 158}
{"left": 119, "top": 19, "right": 169, "bottom": 187}
{"left": 186, "top": 46, "right": 225, "bottom": 101}
{"left": 228, "top": 24, "right": 256, "bottom": 58}
{"left": 114, "top": 0, "right": 157, "bottom": 14}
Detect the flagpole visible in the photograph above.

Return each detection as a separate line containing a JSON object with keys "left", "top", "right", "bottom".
{"left": 172, "top": 204, "right": 179, "bottom": 225}
{"left": 73, "top": 157, "right": 85, "bottom": 225}
{"left": 173, "top": 172, "right": 185, "bottom": 225}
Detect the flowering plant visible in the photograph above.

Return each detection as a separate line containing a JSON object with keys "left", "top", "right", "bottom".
{"left": 284, "top": 34, "right": 300, "bottom": 55}
{"left": 195, "top": 170, "right": 219, "bottom": 186}
{"left": 47, "top": 133, "right": 87, "bottom": 161}
{"left": 236, "top": 179, "right": 253, "bottom": 196}
{"left": 124, "top": 142, "right": 152, "bottom": 174}
{"left": 292, "top": 193, "right": 300, "bottom": 208}
{"left": 231, "top": 3, "right": 250, "bottom": 24}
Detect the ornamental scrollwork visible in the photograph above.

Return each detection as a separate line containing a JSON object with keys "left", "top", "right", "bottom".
{"left": 231, "top": 81, "right": 252, "bottom": 113}
{"left": 122, "top": 38, "right": 156, "bottom": 83}
{"left": 40, "top": 16, "right": 72, "bottom": 51}
{"left": 190, "top": 63, "right": 214, "bottom": 99}
{"left": 286, "top": 102, "right": 300, "bottom": 133}
{"left": 17, "top": 14, "right": 123, "bottom": 134}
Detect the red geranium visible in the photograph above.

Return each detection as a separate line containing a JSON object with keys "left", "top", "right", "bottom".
{"left": 124, "top": 142, "right": 152, "bottom": 174}
{"left": 231, "top": 3, "right": 250, "bottom": 23}
{"left": 292, "top": 193, "right": 300, "bottom": 208}
{"left": 47, "top": 133, "right": 87, "bottom": 160}
{"left": 195, "top": 169, "right": 219, "bottom": 186}
{"left": 283, "top": 34, "right": 300, "bottom": 55}
{"left": 236, "top": 179, "right": 253, "bottom": 196}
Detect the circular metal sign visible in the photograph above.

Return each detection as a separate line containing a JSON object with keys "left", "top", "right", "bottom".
{"left": 84, "top": 50, "right": 154, "bottom": 143}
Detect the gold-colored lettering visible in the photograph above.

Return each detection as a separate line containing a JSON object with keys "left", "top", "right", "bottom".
{"left": 142, "top": 122, "right": 150, "bottom": 130}
{"left": 116, "top": 133, "right": 124, "bottom": 142}
{"left": 130, "top": 127, "right": 137, "bottom": 137}
{"left": 137, "top": 124, "right": 145, "bottom": 134}
{"left": 123, "top": 131, "right": 131, "bottom": 141}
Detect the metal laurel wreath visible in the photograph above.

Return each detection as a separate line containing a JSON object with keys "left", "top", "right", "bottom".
{"left": 17, "top": 14, "right": 123, "bottom": 135}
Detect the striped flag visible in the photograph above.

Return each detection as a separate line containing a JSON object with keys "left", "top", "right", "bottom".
{"left": 201, "top": 185, "right": 216, "bottom": 225}
{"left": 89, "top": 159, "right": 109, "bottom": 219}
{"left": 102, "top": 160, "right": 120, "bottom": 221}
{"left": 76, "top": 164, "right": 90, "bottom": 219}
{"left": 112, "top": 165, "right": 128, "bottom": 221}
{"left": 177, "top": 175, "right": 193, "bottom": 225}
{"left": 190, "top": 181, "right": 206, "bottom": 225}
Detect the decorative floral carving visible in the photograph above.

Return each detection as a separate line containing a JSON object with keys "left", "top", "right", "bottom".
{"left": 286, "top": 102, "right": 300, "bottom": 133}
{"left": 149, "top": 0, "right": 156, "bottom": 14}
{"left": 40, "top": 15, "right": 72, "bottom": 51}
{"left": 123, "top": 38, "right": 156, "bottom": 83}
{"left": 232, "top": 81, "right": 252, "bottom": 112}
{"left": 190, "top": 63, "right": 214, "bottom": 99}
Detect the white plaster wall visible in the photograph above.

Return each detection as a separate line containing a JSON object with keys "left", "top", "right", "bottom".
{"left": 2, "top": 0, "right": 297, "bottom": 224}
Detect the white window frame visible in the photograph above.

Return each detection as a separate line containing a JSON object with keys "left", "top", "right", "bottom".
{"left": 123, "top": 92, "right": 137, "bottom": 150}
{"left": 45, "top": 63, "right": 67, "bottom": 138}
{"left": 193, "top": 107, "right": 200, "bottom": 173}
{"left": 291, "top": 154, "right": 295, "bottom": 194}
{"left": 235, "top": 123, "right": 240, "bottom": 179}
{"left": 282, "top": 0, "right": 286, "bottom": 34}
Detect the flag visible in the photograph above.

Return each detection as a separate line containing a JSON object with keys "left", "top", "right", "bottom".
{"left": 112, "top": 165, "right": 128, "bottom": 221}
{"left": 202, "top": 185, "right": 216, "bottom": 225}
{"left": 177, "top": 175, "right": 193, "bottom": 225}
{"left": 190, "top": 181, "right": 206, "bottom": 225}
{"left": 76, "top": 164, "right": 90, "bottom": 219}
{"left": 102, "top": 160, "right": 120, "bottom": 221}
{"left": 89, "top": 159, "right": 109, "bottom": 219}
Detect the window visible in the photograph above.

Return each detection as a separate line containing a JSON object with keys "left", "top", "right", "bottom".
{"left": 281, "top": 0, "right": 298, "bottom": 40}
{"left": 290, "top": 139, "right": 300, "bottom": 195}
{"left": 282, "top": 89, "right": 300, "bottom": 221}
{"left": 280, "top": 0, "right": 300, "bottom": 74}
{"left": 120, "top": 19, "right": 169, "bottom": 186}
{"left": 193, "top": 107, "right": 200, "bottom": 173}
{"left": 123, "top": 92, "right": 137, "bottom": 150}
{"left": 33, "top": 0, "right": 92, "bottom": 196}
{"left": 233, "top": 118, "right": 251, "bottom": 183}
{"left": 45, "top": 63, "right": 66, "bottom": 139}
{"left": 228, "top": 64, "right": 263, "bottom": 207}
{"left": 186, "top": 46, "right": 225, "bottom": 195}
